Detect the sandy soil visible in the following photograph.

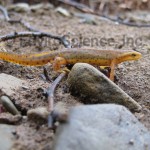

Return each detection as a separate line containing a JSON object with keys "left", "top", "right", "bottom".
{"left": 0, "top": 5, "right": 150, "bottom": 150}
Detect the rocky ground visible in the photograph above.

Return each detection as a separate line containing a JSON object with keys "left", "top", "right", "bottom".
{"left": 0, "top": 2, "right": 150, "bottom": 150}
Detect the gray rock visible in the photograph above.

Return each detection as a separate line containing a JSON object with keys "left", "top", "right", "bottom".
{"left": 27, "top": 107, "right": 49, "bottom": 124}
{"left": 53, "top": 104, "right": 150, "bottom": 150}
{"left": 0, "top": 124, "right": 16, "bottom": 150}
{"left": 67, "top": 63, "right": 141, "bottom": 112}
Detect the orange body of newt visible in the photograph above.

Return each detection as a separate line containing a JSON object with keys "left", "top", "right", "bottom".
{"left": 0, "top": 48, "right": 142, "bottom": 80}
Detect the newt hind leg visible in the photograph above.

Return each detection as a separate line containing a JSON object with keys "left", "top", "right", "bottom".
{"left": 52, "top": 56, "right": 69, "bottom": 73}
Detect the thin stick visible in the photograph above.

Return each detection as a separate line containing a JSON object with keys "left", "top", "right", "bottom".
{"left": 102, "top": 15, "right": 150, "bottom": 28}
{"left": 13, "top": 20, "right": 70, "bottom": 48}
{"left": 0, "top": 6, "right": 37, "bottom": 30}
{"left": 43, "top": 67, "right": 51, "bottom": 82}
{"left": 0, "top": 5, "right": 19, "bottom": 23}
{"left": 46, "top": 72, "right": 67, "bottom": 127}
{"left": 0, "top": 31, "right": 70, "bottom": 47}
{"left": 0, "top": 5, "right": 71, "bottom": 48}
{"left": 47, "top": 72, "right": 66, "bottom": 112}
{"left": 17, "top": 20, "right": 38, "bottom": 32}
{"left": 0, "top": 5, "right": 10, "bottom": 21}
{"left": 58, "top": 0, "right": 94, "bottom": 13}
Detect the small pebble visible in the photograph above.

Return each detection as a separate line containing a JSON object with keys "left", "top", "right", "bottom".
{"left": 0, "top": 96, "right": 20, "bottom": 115}
{"left": 27, "top": 107, "right": 49, "bottom": 124}
{"left": 80, "top": 18, "right": 97, "bottom": 25}
{"left": 55, "top": 7, "right": 71, "bottom": 17}
{"left": 129, "top": 139, "right": 134, "bottom": 145}
{"left": 22, "top": 86, "right": 29, "bottom": 90}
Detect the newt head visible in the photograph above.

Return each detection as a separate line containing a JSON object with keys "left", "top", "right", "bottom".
{"left": 116, "top": 51, "right": 142, "bottom": 64}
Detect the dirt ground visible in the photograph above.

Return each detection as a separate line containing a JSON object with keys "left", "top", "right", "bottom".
{"left": 0, "top": 4, "right": 150, "bottom": 150}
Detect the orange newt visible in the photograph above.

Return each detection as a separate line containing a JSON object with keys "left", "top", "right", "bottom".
{"left": 0, "top": 48, "right": 142, "bottom": 81}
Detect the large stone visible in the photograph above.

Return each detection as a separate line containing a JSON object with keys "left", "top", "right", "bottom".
{"left": 53, "top": 104, "right": 150, "bottom": 150}
{"left": 0, "top": 124, "right": 16, "bottom": 150}
{"left": 67, "top": 63, "right": 141, "bottom": 112}
{"left": 0, "top": 73, "right": 27, "bottom": 96}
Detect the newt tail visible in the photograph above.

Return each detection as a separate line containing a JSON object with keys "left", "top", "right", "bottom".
{"left": 0, "top": 48, "right": 142, "bottom": 81}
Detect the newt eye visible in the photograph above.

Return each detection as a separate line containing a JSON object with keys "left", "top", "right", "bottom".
{"left": 131, "top": 54, "right": 136, "bottom": 57}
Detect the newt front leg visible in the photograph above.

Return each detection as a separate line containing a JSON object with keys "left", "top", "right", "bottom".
{"left": 109, "top": 59, "right": 116, "bottom": 81}
{"left": 52, "top": 56, "right": 70, "bottom": 73}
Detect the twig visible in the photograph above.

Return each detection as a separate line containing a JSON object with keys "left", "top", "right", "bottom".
{"left": 46, "top": 72, "right": 67, "bottom": 127}
{"left": 47, "top": 72, "right": 66, "bottom": 112}
{"left": 0, "top": 5, "right": 10, "bottom": 21}
{"left": 0, "top": 5, "right": 71, "bottom": 48}
{"left": 20, "top": 19, "right": 40, "bottom": 32}
{"left": 0, "top": 6, "right": 20, "bottom": 23}
{"left": 101, "top": 15, "right": 150, "bottom": 28}
{"left": 0, "top": 31, "right": 70, "bottom": 47}
{"left": 43, "top": 67, "right": 51, "bottom": 82}
{"left": 0, "top": 5, "right": 34, "bottom": 28}
{"left": 7, "top": 18, "right": 41, "bottom": 32}
{"left": 58, "top": 0, "right": 94, "bottom": 13}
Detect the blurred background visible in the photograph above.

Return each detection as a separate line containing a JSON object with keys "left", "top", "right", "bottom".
{"left": 1, "top": 0, "right": 150, "bottom": 25}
